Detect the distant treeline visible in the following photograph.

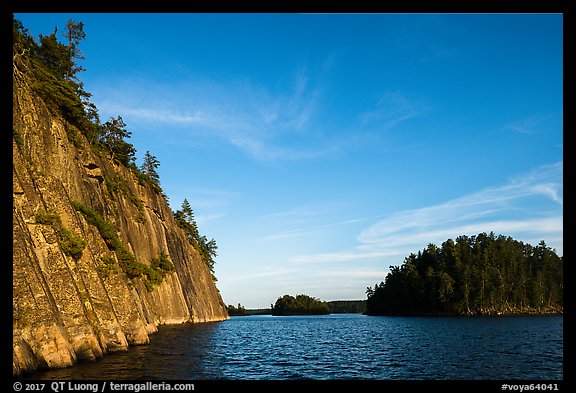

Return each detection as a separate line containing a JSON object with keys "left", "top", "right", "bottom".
{"left": 366, "top": 232, "right": 563, "bottom": 316}
{"left": 227, "top": 301, "right": 366, "bottom": 316}
{"left": 327, "top": 300, "right": 366, "bottom": 314}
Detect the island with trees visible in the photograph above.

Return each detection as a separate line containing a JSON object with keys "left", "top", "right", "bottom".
{"left": 271, "top": 294, "right": 330, "bottom": 315}
{"left": 226, "top": 303, "right": 248, "bottom": 316}
{"left": 365, "top": 232, "right": 563, "bottom": 316}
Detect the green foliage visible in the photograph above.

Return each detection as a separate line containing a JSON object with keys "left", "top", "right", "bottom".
{"left": 151, "top": 252, "right": 175, "bottom": 275}
{"left": 36, "top": 30, "right": 68, "bottom": 79}
{"left": 62, "top": 19, "right": 86, "bottom": 80}
{"left": 57, "top": 227, "right": 87, "bottom": 259}
{"left": 19, "top": 22, "right": 92, "bottom": 128}
{"left": 365, "top": 232, "right": 563, "bottom": 316}
{"left": 97, "top": 255, "right": 117, "bottom": 279}
{"left": 174, "top": 199, "right": 218, "bottom": 278}
{"left": 104, "top": 174, "right": 145, "bottom": 219}
{"left": 140, "top": 253, "right": 176, "bottom": 292}
{"left": 115, "top": 248, "right": 141, "bottom": 279}
{"left": 98, "top": 116, "right": 136, "bottom": 166}
{"left": 135, "top": 166, "right": 163, "bottom": 194}
{"left": 71, "top": 200, "right": 116, "bottom": 246}
{"left": 35, "top": 210, "right": 61, "bottom": 226}
{"left": 71, "top": 200, "right": 174, "bottom": 291}
{"left": 72, "top": 200, "right": 138, "bottom": 275}
{"left": 13, "top": 16, "right": 36, "bottom": 56}
{"left": 174, "top": 199, "right": 199, "bottom": 240}
{"left": 14, "top": 17, "right": 167, "bottom": 205}
{"left": 35, "top": 209, "right": 86, "bottom": 260}
{"left": 143, "top": 281, "right": 155, "bottom": 292}
{"left": 140, "top": 150, "right": 161, "bottom": 185}
{"left": 31, "top": 59, "right": 86, "bottom": 125}
{"left": 271, "top": 294, "right": 330, "bottom": 316}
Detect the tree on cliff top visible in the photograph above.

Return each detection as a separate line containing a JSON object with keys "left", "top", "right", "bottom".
{"left": 13, "top": 16, "right": 103, "bottom": 145}
{"left": 62, "top": 19, "right": 86, "bottom": 81}
{"left": 174, "top": 199, "right": 218, "bottom": 279}
{"left": 140, "top": 151, "right": 161, "bottom": 184}
{"left": 99, "top": 115, "right": 136, "bottom": 166}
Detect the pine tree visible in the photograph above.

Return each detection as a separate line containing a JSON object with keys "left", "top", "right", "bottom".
{"left": 173, "top": 199, "right": 217, "bottom": 278}
{"left": 62, "top": 19, "right": 86, "bottom": 81}
{"left": 140, "top": 151, "right": 160, "bottom": 184}
{"left": 37, "top": 29, "right": 69, "bottom": 80}
{"left": 99, "top": 116, "right": 136, "bottom": 166}
{"left": 174, "top": 199, "right": 199, "bottom": 244}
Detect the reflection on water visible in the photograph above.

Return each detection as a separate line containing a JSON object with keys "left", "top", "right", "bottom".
{"left": 24, "top": 314, "right": 563, "bottom": 380}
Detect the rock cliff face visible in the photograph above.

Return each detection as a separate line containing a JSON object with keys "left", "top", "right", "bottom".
{"left": 12, "top": 77, "right": 229, "bottom": 376}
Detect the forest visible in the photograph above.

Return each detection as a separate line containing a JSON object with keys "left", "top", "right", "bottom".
{"left": 271, "top": 294, "right": 330, "bottom": 315}
{"left": 365, "top": 232, "right": 563, "bottom": 316}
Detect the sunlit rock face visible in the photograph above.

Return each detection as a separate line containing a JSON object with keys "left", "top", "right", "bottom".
{"left": 13, "top": 76, "right": 229, "bottom": 377}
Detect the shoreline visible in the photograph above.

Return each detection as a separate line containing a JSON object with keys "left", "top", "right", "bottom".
{"left": 364, "top": 306, "right": 563, "bottom": 317}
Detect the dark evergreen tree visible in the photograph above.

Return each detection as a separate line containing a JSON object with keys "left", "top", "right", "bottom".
{"left": 99, "top": 116, "right": 136, "bottom": 166}
{"left": 174, "top": 199, "right": 199, "bottom": 242}
{"left": 140, "top": 151, "right": 161, "bottom": 184}
{"left": 174, "top": 199, "right": 218, "bottom": 279}
{"left": 37, "top": 29, "right": 69, "bottom": 79}
{"left": 62, "top": 19, "right": 86, "bottom": 81}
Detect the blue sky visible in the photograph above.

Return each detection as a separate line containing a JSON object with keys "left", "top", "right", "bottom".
{"left": 15, "top": 13, "right": 563, "bottom": 308}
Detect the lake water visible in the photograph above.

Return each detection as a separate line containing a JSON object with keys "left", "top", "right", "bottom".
{"left": 23, "top": 314, "right": 563, "bottom": 380}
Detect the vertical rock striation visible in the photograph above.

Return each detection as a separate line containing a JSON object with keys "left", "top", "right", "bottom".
{"left": 13, "top": 76, "right": 229, "bottom": 377}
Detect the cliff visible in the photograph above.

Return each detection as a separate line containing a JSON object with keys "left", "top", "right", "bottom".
{"left": 12, "top": 72, "right": 229, "bottom": 376}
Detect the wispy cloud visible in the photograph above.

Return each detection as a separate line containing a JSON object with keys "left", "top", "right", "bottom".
{"left": 257, "top": 204, "right": 383, "bottom": 242}
{"left": 358, "top": 164, "right": 563, "bottom": 245}
{"left": 92, "top": 64, "right": 426, "bottom": 163}
{"left": 503, "top": 114, "right": 554, "bottom": 135}
{"left": 359, "top": 90, "right": 424, "bottom": 131}
{"left": 289, "top": 161, "right": 563, "bottom": 266}
{"left": 260, "top": 228, "right": 321, "bottom": 242}
{"left": 93, "top": 67, "right": 335, "bottom": 162}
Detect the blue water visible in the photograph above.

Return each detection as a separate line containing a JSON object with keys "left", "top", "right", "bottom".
{"left": 24, "top": 314, "right": 563, "bottom": 380}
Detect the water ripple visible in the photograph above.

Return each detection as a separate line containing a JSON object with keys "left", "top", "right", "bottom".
{"left": 24, "top": 314, "right": 563, "bottom": 380}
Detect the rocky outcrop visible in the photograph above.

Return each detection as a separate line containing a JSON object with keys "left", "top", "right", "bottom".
{"left": 13, "top": 76, "right": 229, "bottom": 377}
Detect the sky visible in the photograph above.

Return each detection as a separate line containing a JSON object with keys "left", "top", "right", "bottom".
{"left": 15, "top": 13, "right": 563, "bottom": 309}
